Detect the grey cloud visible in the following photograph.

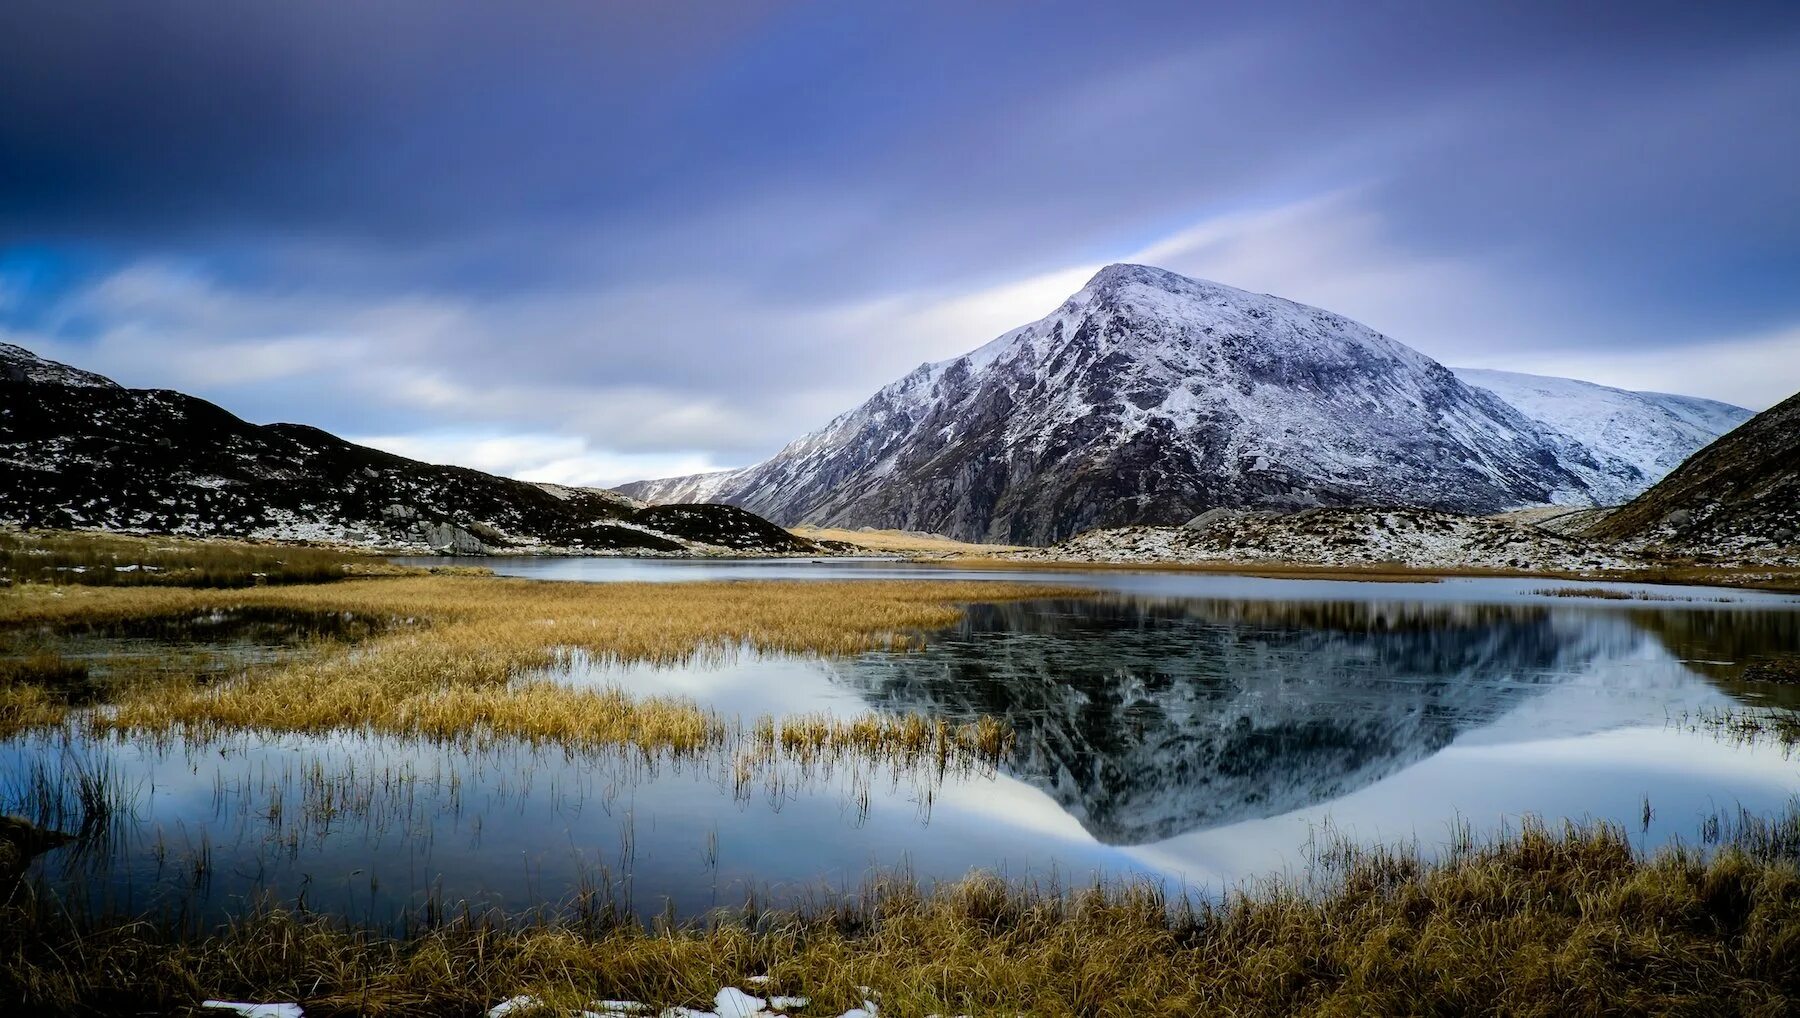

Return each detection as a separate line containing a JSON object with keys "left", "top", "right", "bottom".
{"left": 3, "top": 0, "right": 1797, "bottom": 478}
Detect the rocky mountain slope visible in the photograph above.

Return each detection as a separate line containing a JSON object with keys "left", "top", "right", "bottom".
{"left": 0, "top": 343, "right": 814, "bottom": 556}
{"left": 1451, "top": 367, "right": 1751, "bottom": 504}
{"left": 1010, "top": 506, "right": 1640, "bottom": 573}
{"left": 1588, "top": 387, "right": 1800, "bottom": 558}
{"left": 623, "top": 264, "right": 1731, "bottom": 545}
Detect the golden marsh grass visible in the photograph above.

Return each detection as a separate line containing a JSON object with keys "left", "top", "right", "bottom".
{"left": 2, "top": 575, "right": 1076, "bottom": 759}
{"left": 788, "top": 526, "right": 1024, "bottom": 555}
{"left": 0, "top": 528, "right": 372, "bottom": 588}
{"left": 6, "top": 813, "right": 1800, "bottom": 1015}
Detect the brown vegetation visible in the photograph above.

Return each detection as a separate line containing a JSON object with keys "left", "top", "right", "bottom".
{"left": 789, "top": 526, "right": 1024, "bottom": 556}
{"left": 0, "top": 574, "right": 1075, "bottom": 755}
{"left": 0, "top": 529, "right": 368, "bottom": 588}
{"left": 5, "top": 814, "right": 1799, "bottom": 1015}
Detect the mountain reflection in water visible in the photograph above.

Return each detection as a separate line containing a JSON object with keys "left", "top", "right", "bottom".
{"left": 833, "top": 597, "right": 1787, "bottom": 844}
{"left": 8, "top": 583, "right": 1799, "bottom": 926}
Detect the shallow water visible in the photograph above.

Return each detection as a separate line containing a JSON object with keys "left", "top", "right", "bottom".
{"left": 0, "top": 607, "right": 388, "bottom": 702}
{"left": 8, "top": 564, "right": 1800, "bottom": 929}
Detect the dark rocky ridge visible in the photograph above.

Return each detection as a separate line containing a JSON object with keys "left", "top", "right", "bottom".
{"left": 1589, "top": 387, "right": 1800, "bottom": 558}
{"left": 0, "top": 343, "right": 814, "bottom": 556}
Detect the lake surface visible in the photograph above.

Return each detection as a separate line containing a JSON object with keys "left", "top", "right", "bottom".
{"left": 9, "top": 560, "right": 1800, "bottom": 929}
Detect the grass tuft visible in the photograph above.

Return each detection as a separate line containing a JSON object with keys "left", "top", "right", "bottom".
{"left": 1684, "top": 706, "right": 1800, "bottom": 751}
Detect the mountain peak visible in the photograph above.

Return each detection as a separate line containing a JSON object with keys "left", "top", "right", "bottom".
{"left": 1084, "top": 262, "right": 1158, "bottom": 287}
{"left": 1077, "top": 264, "right": 1270, "bottom": 315}
{"left": 1083, "top": 262, "right": 1209, "bottom": 294}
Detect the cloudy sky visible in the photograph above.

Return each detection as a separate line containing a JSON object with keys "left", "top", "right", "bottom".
{"left": 3, "top": 1, "right": 1797, "bottom": 486}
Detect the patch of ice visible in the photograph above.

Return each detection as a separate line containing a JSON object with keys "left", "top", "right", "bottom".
{"left": 202, "top": 1003, "right": 304, "bottom": 1018}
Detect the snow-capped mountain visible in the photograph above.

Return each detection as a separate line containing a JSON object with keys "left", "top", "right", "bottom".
{"left": 1450, "top": 367, "right": 1751, "bottom": 505}
{"left": 0, "top": 343, "right": 813, "bottom": 556}
{"left": 623, "top": 264, "right": 1740, "bottom": 545}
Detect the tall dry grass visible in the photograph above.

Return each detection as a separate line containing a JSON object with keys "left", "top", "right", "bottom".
{"left": 0, "top": 529, "right": 366, "bottom": 588}
{"left": 5, "top": 814, "right": 1799, "bottom": 1015}
{"left": 2, "top": 575, "right": 1073, "bottom": 757}
{"left": 789, "top": 526, "right": 1023, "bottom": 555}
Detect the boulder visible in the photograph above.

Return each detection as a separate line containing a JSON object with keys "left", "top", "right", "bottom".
{"left": 416, "top": 521, "right": 489, "bottom": 556}
{"left": 464, "top": 521, "right": 510, "bottom": 546}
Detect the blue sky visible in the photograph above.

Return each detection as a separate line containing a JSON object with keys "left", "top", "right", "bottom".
{"left": 3, "top": 1, "right": 1797, "bottom": 486}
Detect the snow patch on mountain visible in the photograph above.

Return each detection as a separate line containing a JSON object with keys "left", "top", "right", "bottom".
{"left": 1452, "top": 367, "right": 1751, "bottom": 503}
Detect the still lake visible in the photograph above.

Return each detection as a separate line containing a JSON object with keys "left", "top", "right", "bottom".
{"left": 10, "top": 558, "right": 1800, "bottom": 928}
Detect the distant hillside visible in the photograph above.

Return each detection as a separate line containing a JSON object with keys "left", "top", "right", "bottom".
{"left": 1450, "top": 367, "right": 1751, "bottom": 504}
{"left": 622, "top": 264, "right": 1737, "bottom": 545}
{"left": 0, "top": 343, "right": 814, "bottom": 556}
{"left": 1589, "top": 388, "right": 1800, "bottom": 558}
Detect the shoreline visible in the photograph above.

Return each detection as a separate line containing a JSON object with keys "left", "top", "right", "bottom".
{"left": 905, "top": 553, "right": 1800, "bottom": 594}
{"left": 8, "top": 808, "right": 1799, "bottom": 1016}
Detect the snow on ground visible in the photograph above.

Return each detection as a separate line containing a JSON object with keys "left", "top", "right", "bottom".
{"left": 1008, "top": 506, "right": 1641, "bottom": 572}
{"left": 483, "top": 986, "right": 889, "bottom": 1018}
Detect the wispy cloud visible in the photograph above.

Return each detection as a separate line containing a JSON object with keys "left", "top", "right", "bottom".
{"left": 348, "top": 431, "right": 728, "bottom": 489}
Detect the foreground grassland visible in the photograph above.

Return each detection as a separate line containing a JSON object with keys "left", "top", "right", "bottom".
{"left": 0, "top": 573, "right": 1067, "bottom": 756}
{"left": 6, "top": 817, "right": 1800, "bottom": 1016}
{"left": 7, "top": 530, "right": 1800, "bottom": 1014}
